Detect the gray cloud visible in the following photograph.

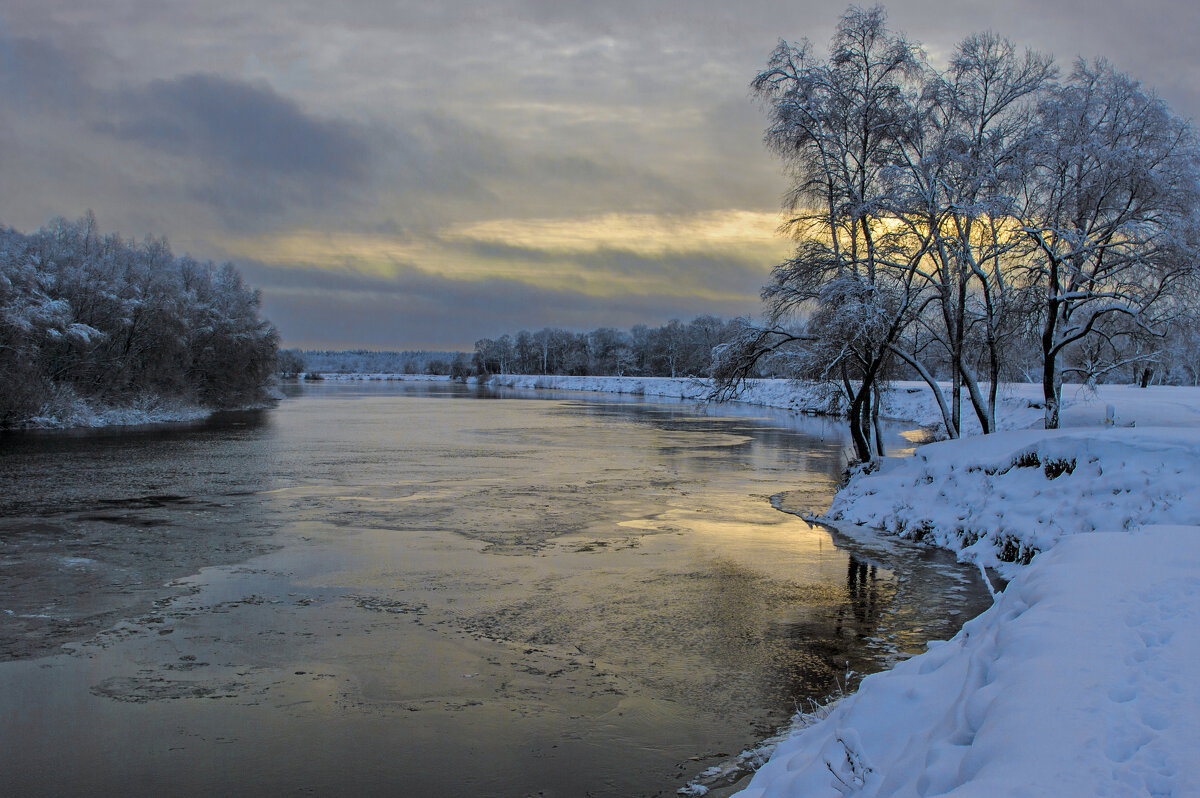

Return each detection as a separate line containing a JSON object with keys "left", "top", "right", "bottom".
{"left": 101, "top": 73, "right": 373, "bottom": 181}
{"left": 0, "top": 35, "right": 90, "bottom": 111}
{"left": 239, "top": 255, "right": 764, "bottom": 350}
{"left": 88, "top": 73, "right": 387, "bottom": 224}
{"left": 2, "top": 0, "right": 1197, "bottom": 348}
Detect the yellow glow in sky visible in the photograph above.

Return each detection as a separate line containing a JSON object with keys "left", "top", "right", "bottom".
{"left": 224, "top": 209, "right": 792, "bottom": 300}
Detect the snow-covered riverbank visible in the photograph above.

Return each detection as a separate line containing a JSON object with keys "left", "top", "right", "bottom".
{"left": 18, "top": 385, "right": 297, "bottom": 430}
{"left": 414, "top": 372, "right": 1200, "bottom": 797}
{"left": 719, "top": 381, "right": 1200, "bottom": 797}
{"left": 21, "top": 394, "right": 213, "bottom": 430}
{"left": 738, "top": 525, "right": 1200, "bottom": 797}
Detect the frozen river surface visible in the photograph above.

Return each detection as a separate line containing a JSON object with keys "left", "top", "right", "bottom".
{"left": 0, "top": 382, "right": 991, "bottom": 796}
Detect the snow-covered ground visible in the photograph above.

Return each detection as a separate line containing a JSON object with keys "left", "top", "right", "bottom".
{"left": 24, "top": 393, "right": 213, "bottom": 429}
{"left": 738, "top": 525, "right": 1199, "bottom": 798}
{"left": 824, "top": 424, "right": 1200, "bottom": 578}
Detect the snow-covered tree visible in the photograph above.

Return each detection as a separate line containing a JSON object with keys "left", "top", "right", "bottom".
{"left": 1019, "top": 59, "right": 1200, "bottom": 427}
{"left": 0, "top": 215, "right": 280, "bottom": 427}
{"left": 726, "top": 5, "right": 1200, "bottom": 452}
{"left": 740, "top": 6, "right": 926, "bottom": 460}
{"left": 897, "top": 32, "right": 1054, "bottom": 435}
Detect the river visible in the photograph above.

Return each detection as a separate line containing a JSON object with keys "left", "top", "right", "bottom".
{"left": 0, "top": 381, "right": 992, "bottom": 796}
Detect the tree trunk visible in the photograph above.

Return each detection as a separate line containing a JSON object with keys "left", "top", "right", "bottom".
{"left": 886, "top": 344, "right": 957, "bottom": 439}
{"left": 960, "top": 364, "right": 992, "bottom": 434}
{"left": 1042, "top": 294, "right": 1061, "bottom": 430}
{"left": 847, "top": 386, "right": 873, "bottom": 463}
{"left": 1043, "top": 355, "right": 1060, "bottom": 429}
{"left": 871, "top": 385, "right": 885, "bottom": 457}
{"left": 987, "top": 374, "right": 999, "bottom": 435}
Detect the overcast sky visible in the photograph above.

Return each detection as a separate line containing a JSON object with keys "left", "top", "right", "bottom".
{"left": 2, "top": 1, "right": 1197, "bottom": 349}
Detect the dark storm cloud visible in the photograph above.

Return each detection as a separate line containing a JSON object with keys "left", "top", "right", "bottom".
{"left": 101, "top": 74, "right": 373, "bottom": 181}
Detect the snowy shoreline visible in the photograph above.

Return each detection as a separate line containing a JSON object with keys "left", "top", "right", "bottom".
{"left": 736, "top": 384, "right": 1200, "bottom": 797}
{"left": 325, "top": 372, "right": 1199, "bottom": 796}
{"left": 14, "top": 391, "right": 287, "bottom": 431}
{"left": 18, "top": 397, "right": 214, "bottom": 430}
{"left": 31, "top": 372, "right": 1195, "bottom": 794}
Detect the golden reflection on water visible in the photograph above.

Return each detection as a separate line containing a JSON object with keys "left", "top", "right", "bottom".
{"left": 0, "top": 382, "right": 990, "bottom": 798}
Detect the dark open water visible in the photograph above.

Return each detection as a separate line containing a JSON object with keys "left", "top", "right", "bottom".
{"left": 0, "top": 381, "right": 991, "bottom": 796}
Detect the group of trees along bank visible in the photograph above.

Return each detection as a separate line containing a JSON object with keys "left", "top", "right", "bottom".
{"left": 713, "top": 6, "right": 1200, "bottom": 461}
{"left": 470, "top": 317, "right": 739, "bottom": 379}
{"left": 0, "top": 214, "right": 278, "bottom": 427}
{"left": 8, "top": 7, "right": 1200, "bottom": 451}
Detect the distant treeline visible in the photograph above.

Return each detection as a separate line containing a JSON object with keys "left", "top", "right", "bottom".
{"left": 280, "top": 317, "right": 742, "bottom": 380}
{"left": 281, "top": 349, "right": 466, "bottom": 376}
{"left": 470, "top": 316, "right": 739, "bottom": 378}
{"left": 0, "top": 214, "right": 279, "bottom": 427}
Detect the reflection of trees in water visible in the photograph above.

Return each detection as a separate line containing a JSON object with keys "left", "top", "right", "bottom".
{"left": 840, "top": 556, "right": 881, "bottom": 631}
{"left": 767, "top": 554, "right": 895, "bottom": 704}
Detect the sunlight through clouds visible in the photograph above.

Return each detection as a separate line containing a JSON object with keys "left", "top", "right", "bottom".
{"left": 223, "top": 210, "right": 792, "bottom": 300}
{"left": 444, "top": 210, "right": 786, "bottom": 257}
{"left": 3, "top": 0, "right": 1195, "bottom": 347}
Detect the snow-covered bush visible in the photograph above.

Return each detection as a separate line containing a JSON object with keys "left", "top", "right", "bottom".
{"left": 0, "top": 214, "right": 279, "bottom": 427}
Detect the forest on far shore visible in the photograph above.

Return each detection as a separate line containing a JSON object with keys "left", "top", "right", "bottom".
{"left": 280, "top": 316, "right": 741, "bottom": 381}
{"left": 0, "top": 214, "right": 279, "bottom": 428}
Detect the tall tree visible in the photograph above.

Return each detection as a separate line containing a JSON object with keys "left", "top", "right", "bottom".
{"left": 898, "top": 33, "right": 1053, "bottom": 434}
{"left": 739, "top": 5, "right": 925, "bottom": 460}
{"left": 1021, "top": 60, "right": 1200, "bottom": 427}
